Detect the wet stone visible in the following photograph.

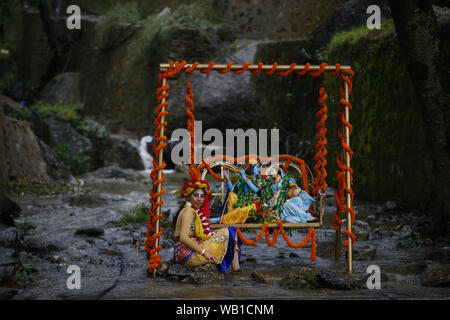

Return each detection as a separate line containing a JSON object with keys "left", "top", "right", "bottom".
{"left": 358, "top": 232, "right": 370, "bottom": 241}
{"left": 423, "top": 262, "right": 450, "bottom": 287}
{"left": 167, "top": 262, "right": 191, "bottom": 279}
{"left": 316, "top": 269, "right": 365, "bottom": 290}
{"left": 75, "top": 226, "right": 105, "bottom": 237}
{"left": 245, "top": 257, "right": 257, "bottom": 263}
{"left": 251, "top": 271, "right": 275, "bottom": 284}
{"left": 0, "top": 227, "right": 24, "bottom": 248}
{"left": 24, "top": 240, "right": 61, "bottom": 254}
{"left": 0, "top": 288, "right": 18, "bottom": 300}
{"left": 396, "top": 239, "right": 415, "bottom": 249}
{"left": 188, "top": 264, "right": 224, "bottom": 284}
{"left": 279, "top": 268, "right": 321, "bottom": 289}
{"left": 353, "top": 248, "right": 377, "bottom": 261}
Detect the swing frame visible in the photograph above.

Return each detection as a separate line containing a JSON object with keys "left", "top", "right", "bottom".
{"left": 148, "top": 62, "right": 355, "bottom": 276}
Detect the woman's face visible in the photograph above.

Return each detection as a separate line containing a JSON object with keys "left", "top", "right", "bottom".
{"left": 188, "top": 188, "right": 206, "bottom": 209}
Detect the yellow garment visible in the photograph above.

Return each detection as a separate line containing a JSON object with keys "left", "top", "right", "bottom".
{"left": 174, "top": 206, "right": 229, "bottom": 269}
{"left": 184, "top": 228, "right": 229, "bottom": 269}
{"left": 221, "top": 192, "right": 255, "bottom": 224}
{"left": 194, "top": 209, "right": 211, "bottom": 242}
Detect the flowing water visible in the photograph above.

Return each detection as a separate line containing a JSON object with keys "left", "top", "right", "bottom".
{"left": 1, "top": 169, "right": 449, "bottom": 300}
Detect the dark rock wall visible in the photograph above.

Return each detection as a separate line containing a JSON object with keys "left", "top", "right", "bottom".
{"left": 216, "top": 0, "right": 346, "bottom": 40}
{"left": 253, "top": 18, "right": 449, "bottom": 207}
{"left": 324, "top": 31, "right": 435, "bottom": 206}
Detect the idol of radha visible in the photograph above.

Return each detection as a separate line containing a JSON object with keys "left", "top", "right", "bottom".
{"left": 173, "top": 177, "right": 242, "bottom": 272}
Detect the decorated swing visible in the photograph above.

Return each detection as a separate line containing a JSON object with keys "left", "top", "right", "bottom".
{"left": 146, "top": 61, "right": 356, "bottom": 277}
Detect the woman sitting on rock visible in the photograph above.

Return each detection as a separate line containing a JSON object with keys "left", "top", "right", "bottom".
{"left": 173, "top": 177, "right": 242, "bottom": 272}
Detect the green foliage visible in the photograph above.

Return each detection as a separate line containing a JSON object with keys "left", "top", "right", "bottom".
{"left": 118, "top": 202, "right": 150, "bottom": 226}
{"left": 56, "top": 143, "right": 69, "bottom": 161}
{"left": 15, "top": 264, "right": 37, "bottom": 279}
{"left": 30, "top": 103, "right": 82, "bottom": 121}
{"left": 96, "top": 0, "right": 226, "bottom": 73}
{"left": 55, "top": 143, "right": 93, "bottom": 176}
{"left": 70, "top": 155, "right": 92, "bottom": 175}
{"left": 76, "top": 119, "right": 109, "bottom": 140}
{"left": 299, "top": 47, "right": 312, "bottom": 61}
{"left": 16, "top": 221, "right": 36, "bottom": 232}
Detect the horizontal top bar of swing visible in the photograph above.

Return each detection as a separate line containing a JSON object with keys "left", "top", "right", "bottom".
{"left": 159, "top": 63, "right": 351, "bottom": 72}
{"left": 210, "top": 222, "right": 321, "bottom": 229}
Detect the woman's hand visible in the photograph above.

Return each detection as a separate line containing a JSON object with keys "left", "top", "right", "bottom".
{"left": 203, "top": 251, "right": 219, "bottom": 263}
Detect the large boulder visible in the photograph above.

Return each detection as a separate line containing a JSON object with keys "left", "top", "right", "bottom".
{"left": 0, "top": 95, "right": 52, "bottom": 144}
{"left": 1, "top": 97, "right": 71, "bottom": 183}
{"left": 36, "top": 139, "right": 72, "bottom": 181}
{"left": 0, "top": 106, "right": 21, "bottom": 226}
{"left": 104, "top": 134, "right": 144, "bottom": 170}
{"left": 46, "top": 119, "right": 95, "bottom": 174}
{"left": 37, "top": 72, "right": 82, "bottom": 106}
{"left": 167, "top": 40, "right": 263, "bottom": 133}
{"left": 3, "top": 116, "right": 51, "bottom": 181}
{"left": 75, "top": 119, "right": 114, "bottom": 168}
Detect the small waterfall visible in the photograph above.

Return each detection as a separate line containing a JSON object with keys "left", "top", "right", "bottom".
{"left": 139, "top": 135, "right": 154, "bottom": 170}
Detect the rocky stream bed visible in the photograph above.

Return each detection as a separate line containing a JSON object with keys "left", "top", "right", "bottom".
{"left": 1, "top": 167, "right": 449, "bottom": 300}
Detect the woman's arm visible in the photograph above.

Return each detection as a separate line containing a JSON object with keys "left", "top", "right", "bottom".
{"left": 179, "top": 208, "right": 203, "bottom": 254}
{"left": 179, "top": 208, "right": 219, "bottom": 262}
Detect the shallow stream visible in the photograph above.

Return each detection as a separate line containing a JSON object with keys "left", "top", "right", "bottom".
{"left": 1, "top": 169, "right": 449, "bottom": 300}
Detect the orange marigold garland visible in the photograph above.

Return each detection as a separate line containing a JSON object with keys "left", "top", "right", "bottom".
{"left": 334, "top": 69, "right": 356, "bottom": 248}
{"left": 312, "top": 86, "right": 328, "bottom": 196}
{"left": 265, "top": 228, "right": 279, "bottom": 247}
{"left": 237, "top": 222, "right": 268, "bottom": 245}
{"left": 279, "top": 155, "right": 310, "bottom": 194}
{"left": 147, "top": 61, "right": 192, "bottom": 274}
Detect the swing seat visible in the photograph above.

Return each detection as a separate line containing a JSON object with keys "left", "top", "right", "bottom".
{"left": 199, "top": 155, "right": 326, "bottom": 229}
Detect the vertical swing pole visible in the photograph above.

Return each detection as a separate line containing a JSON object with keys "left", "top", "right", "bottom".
{"left": 344, "top": 79, "right": 353, "bottom": 273}
{"left": 335, "top": 148, "right": 344, "bottom": 261}
{"left": 153, "top": 76, "right": 167, "bottom": 278}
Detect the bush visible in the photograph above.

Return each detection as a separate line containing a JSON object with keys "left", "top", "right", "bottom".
{"left": 119, "top": 202, "right": 151, "bottom": 226}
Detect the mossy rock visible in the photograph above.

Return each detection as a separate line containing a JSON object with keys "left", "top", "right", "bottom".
{"left": 279, "top": 267, "right": 321, "bottom": 289}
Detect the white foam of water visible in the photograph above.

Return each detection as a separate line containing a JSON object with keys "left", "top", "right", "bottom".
{"left": 139, "top": 136, "right": 154, "bottom": 170}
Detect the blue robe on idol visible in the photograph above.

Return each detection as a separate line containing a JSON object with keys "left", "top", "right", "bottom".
{"left": 281, "top": 190, "right": 316, "bottom": 223}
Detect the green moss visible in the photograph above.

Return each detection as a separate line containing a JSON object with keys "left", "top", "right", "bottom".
{"left": 30, "top": 103, "right": 82, "bottom": 121}
{"left": 324, "top": 27, "right": 435, "bottom": 207}
{"left": 7, "top": 177, "right": 75, "bottom": 195}
{"left": 327, "top": 19, "right": 396, "bottom": 53}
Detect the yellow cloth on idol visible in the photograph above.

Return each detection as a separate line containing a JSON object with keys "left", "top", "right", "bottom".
{"left": 221, "top": 192, "right": 255, "bottom": 224}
